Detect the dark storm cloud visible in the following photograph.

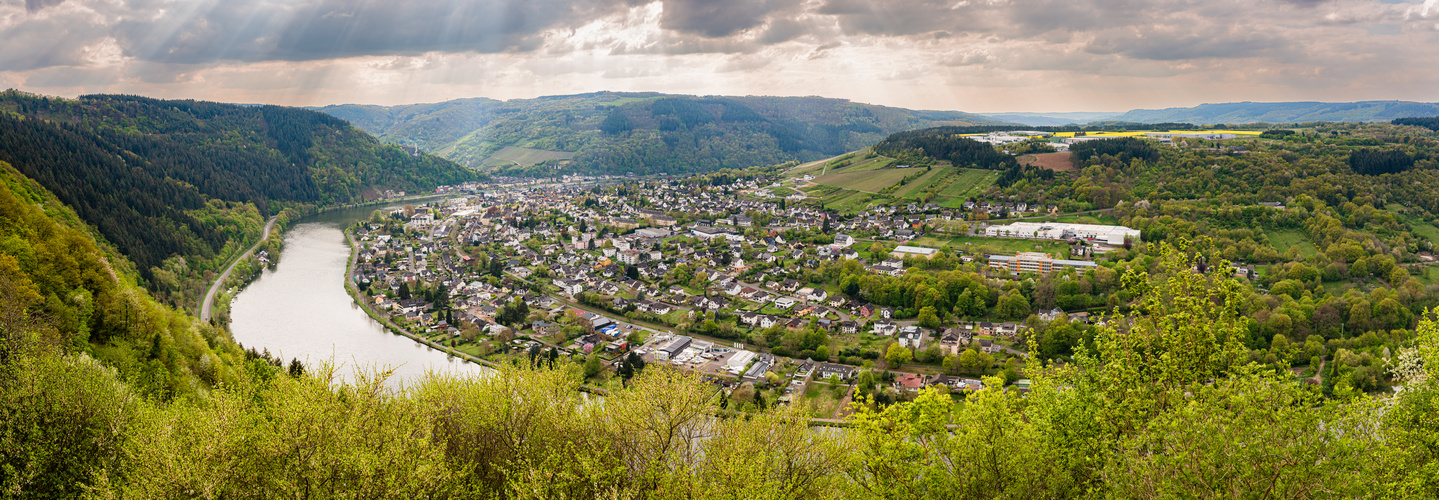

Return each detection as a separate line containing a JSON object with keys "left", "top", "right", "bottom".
{"left": 24, "top": 0, "right": 65, "bottom": 12}
{"left": 108, "top": 0, "right": 650, "bottom": 64}
{"left": 1084, "top": 25, "right": 1294, "bottom": 62}
{"left": 659, "top": 0, "right": 800, "bottom": 38}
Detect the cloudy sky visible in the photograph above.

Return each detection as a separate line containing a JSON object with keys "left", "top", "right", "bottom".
{"left": 3, "top": 0, "right": 1438, "bottom": 112}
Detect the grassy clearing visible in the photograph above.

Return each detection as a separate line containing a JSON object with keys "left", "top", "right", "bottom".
{"left": 480, "top": 146, "right": 575, "bottom": 167}
{"left": 1411, "top": 266, "right": 1439, "bottom": 286}
{"left": 1409, "top": 222, "right": 1439, "bottom": 244}
{"left": 595, "top": 96, "right": 660, "bottom": 107}
{"left": 947, "top": 235, "right": 1072, "bottom": 255}
{"left": 908, "top": 236, "right": 952, "bottom": 248}
{"left": 800, "top": 383, "right": 846, "bottom": 418}
{"left": 1264, "top": 229, "right": 1321, "bottom": 258}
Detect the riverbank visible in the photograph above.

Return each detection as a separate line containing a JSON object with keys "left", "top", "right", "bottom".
{"left": 198, "top": 215, "right": 280, "bottom": 323}
{"left": 341, "top": 227, "right": 501, "bottom": 370}
{"left": 200, "top": 193, "right": 461, "bottom": 324}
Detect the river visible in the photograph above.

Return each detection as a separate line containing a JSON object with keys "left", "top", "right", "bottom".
{"left": 228, "top": 202, "right": 490, "bottom": 386}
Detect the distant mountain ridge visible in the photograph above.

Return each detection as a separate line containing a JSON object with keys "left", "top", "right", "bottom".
{"left": 1109, "top": 101, "right": 1439, "bottom": 125}
{"left": 975, "top": 112, "right": 1124, "bottom": 127}
{"left": 981, "top": 101, "right": 1439, "bottom": 126}
{"left": 315, "top": 92, "right": 1009, "bottom": 176}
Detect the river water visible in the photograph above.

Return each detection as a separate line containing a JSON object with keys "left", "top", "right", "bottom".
{"left": 229, "top": 202, "right": 490, "bottom": 386}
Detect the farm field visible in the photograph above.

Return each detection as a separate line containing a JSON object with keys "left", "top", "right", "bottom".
{"left": 1018, "top": 152, "right": 1076, "bottom": 171}
{"left": 813, "top": 168, "right": 913, "bottom": 193}
{"left": 789, "top": 150, "right": 900, "bottom": 177}
{"left": 893, "top": 168, "right": 948, "bottom": 198}
{"left": 820, "top": 189, "right": 884, "bottom": 213}
{"left": 936, "top": 169, "right": 998, "bottom": 203}
{"left": 829, "top": 156, "right": 897, "bottom": 174}
{"left": 480, "top": 146, "right": 575, "bottom": 168}
{"left": 1264, "top": 229, "right": 1321, "bottom": 257}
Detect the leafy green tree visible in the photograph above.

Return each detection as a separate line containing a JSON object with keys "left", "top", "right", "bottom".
{"left": 583, "top": 352, "right": 602, "bottom": 379}
{"left": 917, "top": 306, "right": 941, "bottom": 330}
{"left": 884, "top": 342, "right": 912, "bottom": 367}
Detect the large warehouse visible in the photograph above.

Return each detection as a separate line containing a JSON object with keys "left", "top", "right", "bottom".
{"left": 983, "top": 222, "right": 1141, "bottom": 245}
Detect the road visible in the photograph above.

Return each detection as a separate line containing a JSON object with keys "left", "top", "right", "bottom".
{"left": 199, "top": 216, "right": 279, "bottom": 322}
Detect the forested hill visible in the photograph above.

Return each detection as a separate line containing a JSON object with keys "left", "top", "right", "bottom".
{"left": 1110, "top": 100, "right": 1439, "bottom": 125}
{"left": 0, "top": 90, "right": 477, "bottom": 288}
{"left": 316, "top": 92, "right": 1008, "bottom": 176}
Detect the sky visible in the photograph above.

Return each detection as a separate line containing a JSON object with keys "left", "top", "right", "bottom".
{"left": 2, "top": 0, "right": 1438, "bottom": 113}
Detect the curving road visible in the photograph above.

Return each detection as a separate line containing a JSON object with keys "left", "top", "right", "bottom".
{"left": 199, "top": 216, "right": 279, "bottom": 322}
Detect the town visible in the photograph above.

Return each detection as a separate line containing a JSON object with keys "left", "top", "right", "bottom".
{"left": 347, "top": 172, "right": 1146, "bottom": 416}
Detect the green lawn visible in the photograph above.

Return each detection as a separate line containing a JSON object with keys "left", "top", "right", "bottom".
{"left": 1264, "top": 229, "right": 1321, "bottom": 257}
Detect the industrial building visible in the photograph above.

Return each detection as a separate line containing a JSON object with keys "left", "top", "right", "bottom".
{"left": 983, "top": 222, "right": 1140, "bottom": 245}
{"left": 988, "top": 252, "right": 1098, "bottom": 274}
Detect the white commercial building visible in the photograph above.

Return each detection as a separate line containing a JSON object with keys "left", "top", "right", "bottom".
{"left": 726, "top": 350, "right": 756, "bottom": 374}
{"left": 891, "top": 245, "right": 940, "bottom": 259}
{"left": 983, "top": 222, "right": 1140, "bottom": 246}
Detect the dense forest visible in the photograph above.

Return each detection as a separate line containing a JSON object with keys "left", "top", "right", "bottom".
{"left": 871, "top": 128, "right": 1019, "bottom": 169}
{"left": 0, "top": 90, "right": 478, "bottom": 302}
{"left": 1069, "top": 136, "right": 1160, "bottom": 165}
{"left": 1394, "top": 115, "right": 1439, "bottom": 131}
{"left": 317, "top": 92, "right": 1008, "bottom": 176}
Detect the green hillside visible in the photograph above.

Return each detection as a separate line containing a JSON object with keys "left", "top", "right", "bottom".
{"left": 316, "top": 92, "right": 1008, "bottom": 176}
{"left": 0, "top": 90, "right": 478, "bottom": 304}
{"left": 791, "top": 151, "right": 999, "bottom": 213}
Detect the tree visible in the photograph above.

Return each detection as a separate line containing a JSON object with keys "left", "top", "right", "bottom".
{"left": 917, "top": 345, "right": 944, "bottom": 364}
{"left": 398, "top": 282, "right": 412, "bottom": 300}
{"left": 996, "top": 291, "right": 1031, "bottom": 320}
{"left": 885, "top": 342, "right": 913, "bottom": 367}
{"left": 917, "top": 306, "right": 941, "bottom": 330}
{"left": 626, "top": 351, "right": 646, "bottom": 372}
{"left": 583, "top": 352, "right": 603, "bottom": 379}
{"left": 957, "top": 349, "right": 980, "bottom": 373}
